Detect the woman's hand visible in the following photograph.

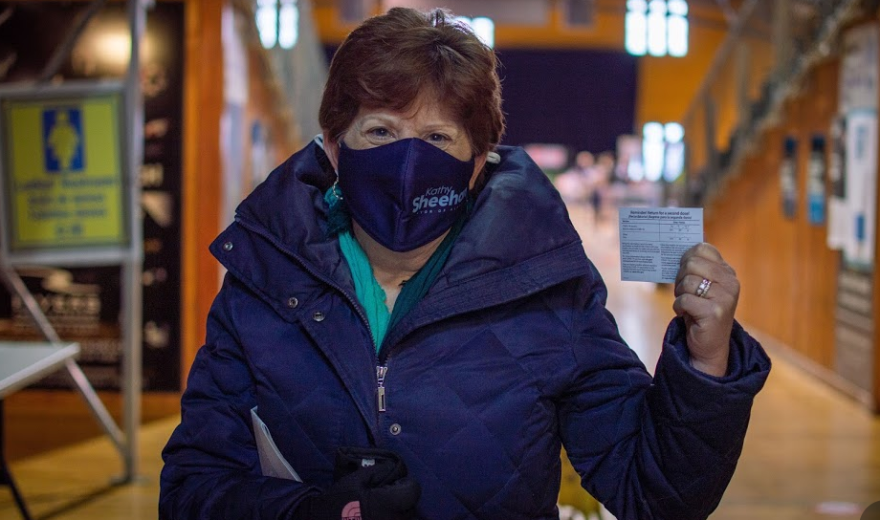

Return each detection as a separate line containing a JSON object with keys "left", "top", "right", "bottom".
{"left": 672, "top": 243, "right": 740, "bottom": 377}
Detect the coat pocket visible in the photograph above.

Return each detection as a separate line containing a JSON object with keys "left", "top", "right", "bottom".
{"left": 251, "top": 406, "right": 302, "bottom": 482}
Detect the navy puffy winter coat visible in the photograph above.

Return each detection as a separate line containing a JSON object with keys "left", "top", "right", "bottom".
{"left": 160, "top": 141, "right": 770, "bottom": 520}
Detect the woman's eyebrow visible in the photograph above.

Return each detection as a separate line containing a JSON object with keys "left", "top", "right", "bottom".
{"left": 422, "top": 123, "right": 460, "bottom": 134}
{"left": 359, "top": 113, "right": 400, "bottom": 125}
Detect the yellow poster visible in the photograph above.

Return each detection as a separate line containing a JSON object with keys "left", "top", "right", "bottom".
{"left": 2, "top": 93, "right": 127, "bottom": 251}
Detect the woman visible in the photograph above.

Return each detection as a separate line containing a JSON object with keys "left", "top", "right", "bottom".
{"left": 160, "top": 7, "right": 770, "bottom": 520}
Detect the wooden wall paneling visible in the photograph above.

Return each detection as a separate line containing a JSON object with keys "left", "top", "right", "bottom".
{"left": 749, "top": 155, "right": 771, "bottom": 328}
{"left": 790, "top": 94, "right": 813, "bottom": 362}
{"left": 776, "top": 124, "right": 794, "bottom": 347}
{"left": 808, "top": 61, "right": 841, "bottom": 370}
{"left": 751, "top": 150, "right": 779, "bottom": 335}
{"left": 749, "top": 142, "right": 771, "bottom": 333}
{"left": 719, "top": 171, "right": 742, "bottom": 322}
{"left": 730, "top": 164, "right": 758, "bottom": 324}
{"left": 702, "top": 52, "right": 873, "bottom": 404}
{"left": 182, "top": 0, "right": 225, "bottom": 386}
{"left": 637, "top": 21, "right": 728, "bottom": 127}
{"left": 769, "top": 122, "right": 799, "bottom": 350}
{"left": 783, "top": 60, "right": 839, "bottom": 370}
{"left": 788, "top": 99, "right": 809, "bottom": 361}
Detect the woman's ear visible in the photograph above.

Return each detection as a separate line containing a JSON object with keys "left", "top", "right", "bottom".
{"left": 469, "top": 152, "right": 489, "bottom": 190}
{"left": 323, "top": 131, "right": 340, "bottom": 171}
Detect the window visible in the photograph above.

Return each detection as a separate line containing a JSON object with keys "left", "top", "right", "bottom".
{"left": 256, "top": 0, "right": 278, "bottom": 49}
{"left": 667, "top": 0, "right": 689, "bottom": 57}
{"left": 642, "top": 122, "right": 665, "bottom": 182}
{"left": 456, "top": 16, "right": 495, "bottom": 49}
{"left": 257, "top": 0, "right": 299, "bottom": 50}
{"left": 640, "top": 122, "right": 685, "bottom": 182}
{"left": 663, "top": 122, "right": 685, "bottom": 182}
{"left": 626, "top": 0, "right": 688, "bottom": 57}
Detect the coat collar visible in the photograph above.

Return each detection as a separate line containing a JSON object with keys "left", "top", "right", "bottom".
{"left": 235, "top": 141, "right": 582, "bottom": 270}
{"left": 221, "top": 140, "right": 589, "bottom": 327}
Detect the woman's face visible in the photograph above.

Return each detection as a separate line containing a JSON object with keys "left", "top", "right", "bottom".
{"left": 324, "top": 96, "right": 488, "bottom": 188}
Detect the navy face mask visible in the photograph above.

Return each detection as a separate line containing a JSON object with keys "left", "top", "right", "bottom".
{"left": 337, "top": 138, "right": 475, "bottom": 252}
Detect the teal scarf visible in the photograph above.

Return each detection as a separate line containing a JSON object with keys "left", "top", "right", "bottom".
{"left": 324, "top": 187, "right": 465, "bottom": 351}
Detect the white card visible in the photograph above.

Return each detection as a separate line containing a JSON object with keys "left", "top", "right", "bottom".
{"left": 619, "top": 207, "right": 704, "bottom": 283}
{"left": 251, "top": 407, "right": 302, "bottom": 482}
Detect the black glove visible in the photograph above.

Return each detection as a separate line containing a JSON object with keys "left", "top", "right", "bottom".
{"left": 291, "top": 447, "right": 421, "bottom": 520}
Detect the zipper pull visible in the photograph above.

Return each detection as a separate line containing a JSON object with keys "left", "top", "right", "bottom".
{"left": 376, "top": 365, "right": 388, "bottom": 412}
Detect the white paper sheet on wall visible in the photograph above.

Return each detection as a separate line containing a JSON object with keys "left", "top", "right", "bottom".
{"left": 844, "top": 110, "right": 878, "bottom": 268}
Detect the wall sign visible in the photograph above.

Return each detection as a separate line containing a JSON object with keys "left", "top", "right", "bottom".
{"left": 0, "top": 84, "right": 129, "bottom": 262}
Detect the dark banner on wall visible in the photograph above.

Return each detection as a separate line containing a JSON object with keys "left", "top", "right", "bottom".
{"left": 323, "top": 45, "right": 638, "bottom": 158}
{"left": 780, "top": 136, "right": 798, "bottom": 219}
{"left": 495, "top": 49, "right": 638, "bottom": 156}
{"left": 0, "top": 2, "right": 183, "bottom": 391}
{"left": 807, "top": 135, "right": 827, "bottom": 226}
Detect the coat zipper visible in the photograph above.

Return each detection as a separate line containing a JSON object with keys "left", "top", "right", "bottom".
{"left": 376, "top": 365, "right": 388, "bottom": 412}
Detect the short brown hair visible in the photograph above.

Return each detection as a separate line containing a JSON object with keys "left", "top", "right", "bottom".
{"left": 319, "top": 7, "right": 505, "bottom": 156}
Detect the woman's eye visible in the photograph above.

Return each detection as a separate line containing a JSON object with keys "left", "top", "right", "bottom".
{"left": 367, "top": 127, "right": 391, "bottom": 139}
{"left": 427, "top": 133, "right": 450, "bottom": 144}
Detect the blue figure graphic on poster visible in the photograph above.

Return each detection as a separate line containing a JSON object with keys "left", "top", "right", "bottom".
{"left": 42, "top": 107, "right": 85, "bottom": 173}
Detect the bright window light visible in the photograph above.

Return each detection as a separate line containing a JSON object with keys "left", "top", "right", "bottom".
{"left": 664, "top": 122, "right": 684, "bottom": 143}
{"left": 664, "top": 142, "right": 685, "bottom": 182}
{"left": 257, "top": 0, "right": 299, "bottom": 50}
{"left": 627, "top": 0, "right": 648, "bottom": 12}
{"left": 643, "top": 141, "right": 665, "bottom": 181}
{"left": 472, "top": 17, "right": 495, "bottom": 49}
{"left": 625, "top": 10, "right": 647, "bottom": 56}
{"left": 644, "top": 122, "right": 665, "bottom": 141}
{"left": 643, "top": 122, "right": 665, "bottom": 182}
{"left": 279, "top": 0, "right": 298, "bottom": 49}
{"left": 667, "top": 10, "right": 688, "bottom": 57}
{"left": 456, "top": 16, "right": 495, "bottom": 49}
{"left": 647, "top": 0, "right": 667, "bottom": 57}
{"left": 256, "top": 0, "right": 278, "bottom": 49}
{"left": 668, "top": 0, "right": 688, "bottom": 15}
{"left": 641, "top": 122, "right": 685, "bottom": 182}
{"left": 626, "top": 0, "right": 687, "bottom": 57}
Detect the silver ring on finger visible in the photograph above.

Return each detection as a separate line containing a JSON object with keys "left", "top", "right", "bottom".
{"left": 695, "top": 278, "right": 712, "bottom": 298}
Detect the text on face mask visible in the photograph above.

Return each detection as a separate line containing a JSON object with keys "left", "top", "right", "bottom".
{"left": 412, "top": 186, "right": 468, "bottom": 213}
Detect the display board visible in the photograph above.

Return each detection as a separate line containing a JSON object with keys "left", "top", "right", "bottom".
{"left": 0, "top": 83, "right": 129, "bottom": 265}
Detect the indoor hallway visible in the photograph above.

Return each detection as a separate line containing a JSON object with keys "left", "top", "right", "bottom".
{"left": 1, "top": 202, "right": 879, "bottom": 520}
{"left": 572, "top": 201, "right": 880, "bottom": 520}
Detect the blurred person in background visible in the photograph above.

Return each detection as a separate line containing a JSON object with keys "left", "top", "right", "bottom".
{"left": 554, "top": 151, "right": 591, "bottom": 204}
{"left": 160, "top": 7, "right": 770, "bottom": 520}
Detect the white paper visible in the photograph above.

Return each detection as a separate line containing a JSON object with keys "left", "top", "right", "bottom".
{"left": 619, "top": 207, "right": 704, "bottom": 283}
{"left": 827, "top": 197, "right": 851, "bottom": 251}
{"left": 844, "top": 111, "right": 878, "bottom": 267}
{"left": 251, "top": 407, "right": 302, "bottom": 482}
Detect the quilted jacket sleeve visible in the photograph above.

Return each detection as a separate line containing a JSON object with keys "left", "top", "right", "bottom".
{"left": 159, "top": 276, "right": 318, "bottom": 519}
{"left": 558, "top": 264, "right": 771, "bottom": 520}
